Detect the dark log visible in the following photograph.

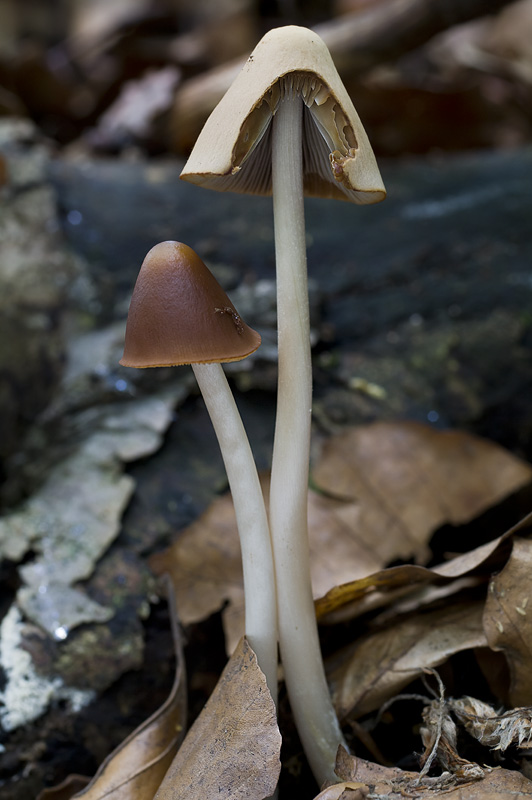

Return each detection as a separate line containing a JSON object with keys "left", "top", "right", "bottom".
{"left": 50, "top": 146, "right": 532, "bottom": 451}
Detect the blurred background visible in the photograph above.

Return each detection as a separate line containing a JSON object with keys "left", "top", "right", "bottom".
{"left": 1, "top": 0, "right": 532, "bottom": 158}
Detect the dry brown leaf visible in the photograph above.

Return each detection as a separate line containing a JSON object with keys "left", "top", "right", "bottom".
{"left": 150, "top": 477, "right": 386, "bottom": 653}
{"left": 330, "top": 602, "right": 487, "bottom": 719}
{"left": 152, "top": 423, "right": 531, "bottom": 653}
{"left": 307, "top": 489, "right": 384, "bottom": 597}
{"left": 483, "top": 536, "right": 532, "bottom": 707}
{"left": 314, "top": 782, "right": 369, "bottom": 800}
{"left": 316, "top": 507, "right": 532, "bottom": 623}
{"left": 153, "top": 636, "right": 281, "bottom": 800}
{"left": 149, "top": 487, "right": 245, "bottom": 653}
{"left": 312, "top": 421, "right": 532, "bottom": 567}
{"left": 335, "top": 747, "right": 418, "bottom": 795}
{"left": 439, "top": 770, "right": 532, "bottom": 799}
{"left": 314, "top": 552, "right": 495, "bottom": 624}
{"left": 335, "top": 746, "right": 532, "bottom": 798}
{"left": 55, "top": 583, "right": 186, "bottom": 800}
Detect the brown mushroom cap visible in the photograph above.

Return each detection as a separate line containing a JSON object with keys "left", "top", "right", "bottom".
{"left": 120, "top": 241, "right": 261, "bottom": 368}
{"left": 180, "top": 25, "right": 385, "bottom": 204}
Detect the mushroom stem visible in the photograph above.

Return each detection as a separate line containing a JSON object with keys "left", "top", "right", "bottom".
{"left": 192, "top": 362, "right": 278, "bottom": 705}
{"left": 270, "top": 94, "right": 346, "bottom": 784}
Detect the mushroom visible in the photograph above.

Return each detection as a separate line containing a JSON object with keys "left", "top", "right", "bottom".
{"left": 120, "top": 240, "right": 278, "bottom": 704}
{"left": 180, "top": 26, "right": 385, "bottom": 784}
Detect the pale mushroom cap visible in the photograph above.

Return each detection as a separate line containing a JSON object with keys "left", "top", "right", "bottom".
{"left": 180, "top": 25, "right": 385, "bottom": 204}
{"left": 120, "top": 241, "right": 261, "bottom": 368}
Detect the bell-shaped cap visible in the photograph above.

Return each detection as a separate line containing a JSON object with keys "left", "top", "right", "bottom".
{"left": 180, "top": 25, "right": 385, "bottom": 204}
{"left": 120, "top": 241, "right": 261, "bottom": 368}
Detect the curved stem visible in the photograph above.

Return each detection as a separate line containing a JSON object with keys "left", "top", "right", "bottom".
{"left": 193, "top": 362, "right": 278, "bottom": 705}
{"left": 270, "top": 93, "right": 346, "bottom": 786}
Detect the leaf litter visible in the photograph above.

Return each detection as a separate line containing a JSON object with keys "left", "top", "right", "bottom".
{"left": 311, "top": 422, "right": 532, "bottom": 565}
{"left": 36, "top": 420, "right": 532, "bottom": 798}
{"left": 329, "top": 602, "right": 488, "bottom": 720}
{"left": 152, "top": 421, "right": 532, "bottom": 654}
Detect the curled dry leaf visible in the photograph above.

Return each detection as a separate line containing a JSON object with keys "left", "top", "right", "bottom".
{"left": 315, "top": 510, "right": 532, "bottom": 622}
{"left": 39, "top": 582, "right": 186, "bottom": 800}
{"left": 335, "top": 746, "right": 532, "bottom": 799}
{"left": 483, "top": 536, "right": 532, "bottom": 707}
{"left": 312, "top": 421, "right": 532, "bottom": 567}
{"left": 330, "top": 602, "right": 487, "bottom": 720}
{"left": 450, "top": 696, "right": 532, "bottom": 752}
{"left": 153, "top": 637, "right": 281, "bottom": 800}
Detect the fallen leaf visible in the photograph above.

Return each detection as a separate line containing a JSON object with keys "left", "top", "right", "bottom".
{"left": 439, "top": 769, "right": 532, "bottom": 799}
{"left": 307, "top": 490, "right": 384, "bottom": 597}
{"left": 335, "top": 747, "right": 418, "bottom": 796}
{"left": 330, "top": 602, "right": 487, "bottom": 719}
{"left": 151, "top": 475, "right": 394, "bottom": 654}
{"left": 314, "top": 782, "right": 369, "bottom": 800}
{"left": 152, "top": 423, "right": 532, "bottom": 654}
{"left": 315, "top": 511, "right": 532, "bottom": 622}
{"left": 150, "top": 476, "right": 393, "bottom": 654}
{"left": 335, "top": 746, "right": 532, "bottom": 798}
{"left": 483, "top": 536, "right": 532, "bottom": 707}
{"left": 312, "top": 421, "right": 532, "bottom": 567}
{"left": 154, "top": 637, "right": 281, "bottom": 800}
{"left": 43, "top": 581, "right": 187, "bottom": 800}
{"left": 150, "top": 485, "right": 246, "bottom": 653}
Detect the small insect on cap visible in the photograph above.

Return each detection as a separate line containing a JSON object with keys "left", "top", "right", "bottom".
{"left": 120, "top": 241, "right": 261, "bottom": 368}
{"left": 180, "top": 25, "right": 386, "bottom": 204}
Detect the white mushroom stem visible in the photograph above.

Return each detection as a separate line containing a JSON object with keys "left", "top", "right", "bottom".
{"left": 192, "top": 362, "right": 278, "bottom": 705}
{"left": 270, "top": 93, "right": 346, "bottom": 784}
